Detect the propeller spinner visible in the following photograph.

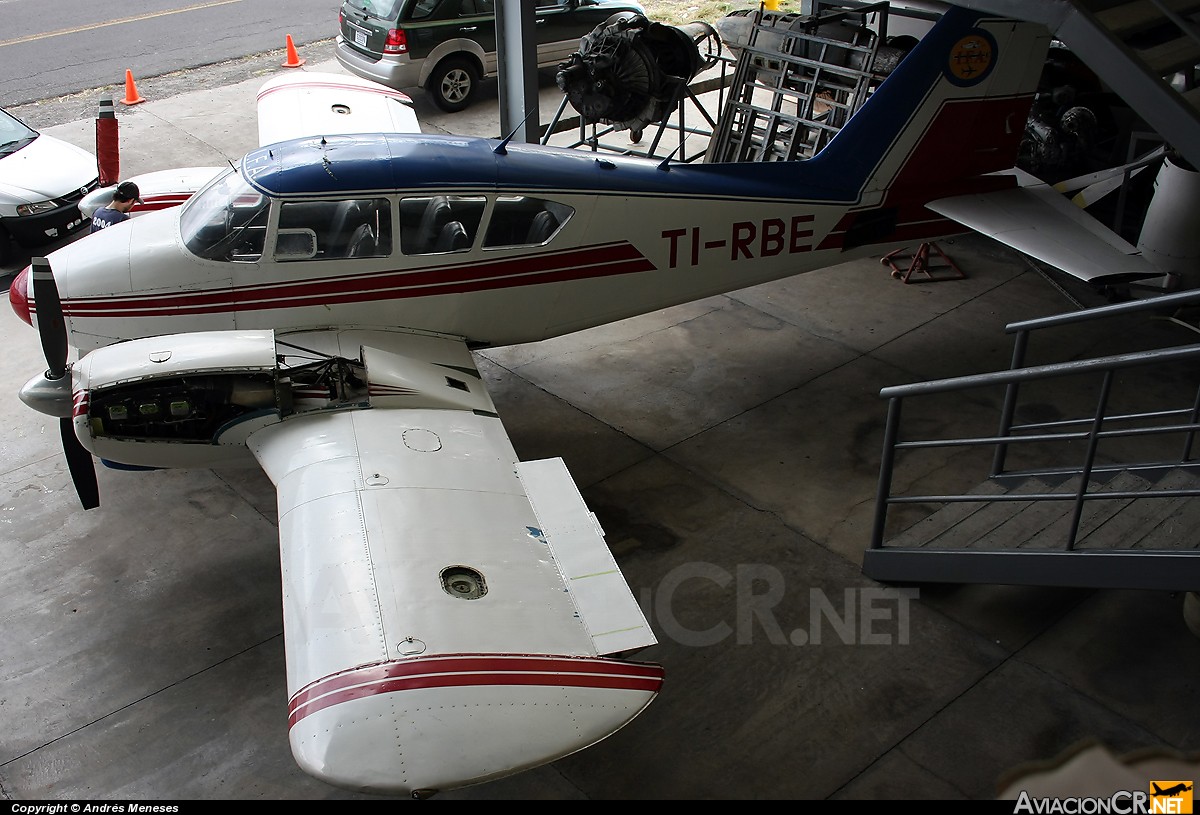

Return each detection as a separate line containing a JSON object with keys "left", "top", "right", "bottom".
{"left": 25, "top": 257, "right": 100, "bottom": 511}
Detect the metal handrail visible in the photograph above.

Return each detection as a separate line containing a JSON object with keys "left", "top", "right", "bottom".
{"left": 992, "top": 289, "right": 1200, "bottom": 475}
{"left": 870, "top": 343, "right": 1200, "bottom": 553}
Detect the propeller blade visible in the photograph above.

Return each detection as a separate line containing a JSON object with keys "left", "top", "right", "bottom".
{"left": 30, "top": 257, "right": 68, "bottom": 380}
{"left": 60, "top": 417, "right": 100, "bottom": 510}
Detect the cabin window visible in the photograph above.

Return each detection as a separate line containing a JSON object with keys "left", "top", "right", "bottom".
{"left": 274, "top": 198, "right": 393, "bottom": 262}
{"left": 180, "top": 168, "right": 270, "bottom": 262}
{"left": 399, "top": 195, "right": 486, "bottom": 255}
{"left": 482, "top": 197, "right": 572, "bottom": 248}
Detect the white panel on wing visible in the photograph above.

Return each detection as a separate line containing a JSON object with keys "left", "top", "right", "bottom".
{"left": 517, "top": 458, "right": 657, "bottom": 655}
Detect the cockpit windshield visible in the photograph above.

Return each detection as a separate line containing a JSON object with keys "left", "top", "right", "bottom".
{"left": 180, "top": 168, "right": 270, "bottom": 261}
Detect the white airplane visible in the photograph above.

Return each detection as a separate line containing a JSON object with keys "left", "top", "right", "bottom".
{"left": 6, "top": 5, "right": 1171, "bottom": 799}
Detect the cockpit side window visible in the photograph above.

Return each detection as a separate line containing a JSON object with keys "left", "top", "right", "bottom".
{"left": 274, "top": 198, "right": 393, "bottom": 262}
{"left": 399, "top": 195, "right": 486, "bottom": 255}
{"left": 483, "top": 197, "right": 572, "bottom": 248}
{"left": 180, "top": 169, "right": 270, "bottom": 262}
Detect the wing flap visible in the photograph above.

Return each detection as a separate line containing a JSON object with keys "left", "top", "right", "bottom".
{"left": 518, "top": 458, "right": 656, "bottom": 655}
{"left": 928, "top": 169, "right": 1163, "bottom": 283}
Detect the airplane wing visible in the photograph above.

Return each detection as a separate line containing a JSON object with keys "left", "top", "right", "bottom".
{"left": 927, "top": 168, "right": 1163, "bottom": 283}
{"left": 80, "top": 72, "right": 421, "bottom": 219}
{"left": 50, "top": 325, "right": 662, "bottom": 794}
{"left": 255, "top": 71, "right": 420, "bottom": 146}
{"left": 237, "top": 328, "right": 660, "bottom": 794}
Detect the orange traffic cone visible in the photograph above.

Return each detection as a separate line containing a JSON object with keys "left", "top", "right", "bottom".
{"left": 120, "top": 70, "right": 144, "bottom": 105}
{"left": 282, "top": 34, "right": 305, "bottom": 68}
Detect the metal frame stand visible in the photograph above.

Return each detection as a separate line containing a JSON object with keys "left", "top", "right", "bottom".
{"left": 882, "top": 241, "right": 966, "bottom": 284}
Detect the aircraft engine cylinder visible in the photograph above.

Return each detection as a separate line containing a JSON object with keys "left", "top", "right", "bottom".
{"left": 556, "top": 13, "right": 720, "bottom": 135}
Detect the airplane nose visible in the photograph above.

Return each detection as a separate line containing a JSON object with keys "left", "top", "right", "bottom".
{"left": 9, "top": 265, "right": 32, "bottom": 326}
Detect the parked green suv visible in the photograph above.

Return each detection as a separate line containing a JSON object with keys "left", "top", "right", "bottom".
{"left": 336, "top": 0, "right": 646, "bottom": 112}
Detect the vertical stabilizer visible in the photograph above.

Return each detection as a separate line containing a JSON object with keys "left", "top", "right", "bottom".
{"left": 810, "top": 6, "right": 1052, "bottom": 206}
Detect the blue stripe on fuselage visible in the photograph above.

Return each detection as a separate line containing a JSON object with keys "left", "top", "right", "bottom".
{"left": 240, "top": 7, "right": 985, "bottom": 206}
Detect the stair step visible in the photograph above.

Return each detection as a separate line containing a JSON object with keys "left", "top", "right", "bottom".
{"left": 881, "top": 467, "right": 1200, "bottom": 556}
{"left": 1093, "top": 0, "right": 1200, "bottom": 39}
{"left": 1015, "top": 469, "right": 1154, "bottom": 550}
{"left": 890, "top": 478, "right": 1057, "bottom": 550}
{"left": 1080, "top": 468, "right": 1200, "bottom": 550}
{"left": 946, "top": 471, "right": 1150, "bottom": 551}
{"left": 1136, "top": 33, "right": 1200, "bottom": 77}
{"left": 885, "top": 479, "right": 1008, "bottom": 549}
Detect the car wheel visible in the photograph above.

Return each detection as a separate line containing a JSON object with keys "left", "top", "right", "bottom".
{"left": 428, "top": 57, "right": 478, "bottom": 113}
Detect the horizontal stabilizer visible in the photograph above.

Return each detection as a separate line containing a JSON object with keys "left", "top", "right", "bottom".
{"left": 928, "top": 169, "right": 1162, "bottom": 283}
{"left": 1052, "top": 145, "right": 1166, "bottom": 208}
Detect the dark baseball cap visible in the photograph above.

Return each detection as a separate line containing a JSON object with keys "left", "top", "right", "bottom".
{"left": 115, "top": 181, "right": 142, "bottom": 203}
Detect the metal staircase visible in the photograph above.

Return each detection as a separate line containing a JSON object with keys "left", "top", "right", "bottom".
{"left": 864, "top": 289, "right": 1200, "bottom": 590}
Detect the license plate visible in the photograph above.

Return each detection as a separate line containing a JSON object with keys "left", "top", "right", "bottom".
{"left": 351, "top": 25, "right": 367, "bottom": 47}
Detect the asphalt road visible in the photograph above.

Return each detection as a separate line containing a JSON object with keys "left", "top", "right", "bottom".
{"left": 0, "top": 0, "right": 342, "bottom": 109}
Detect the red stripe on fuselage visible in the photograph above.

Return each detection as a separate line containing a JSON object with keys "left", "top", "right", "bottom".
{"left": 56, "top": 242, "right": 653, "bottom": 319}
{"left": 257, "top": 80, "right": 413, "bottom": 106}
{"left": 287, "top": 654, "right": 665, "bottom": 727}
{"left": 130, "top": 195, "right": 191, "bottom": 213}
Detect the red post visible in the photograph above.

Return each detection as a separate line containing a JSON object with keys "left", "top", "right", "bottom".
{"left": 95, "top": 97, "right": 120, "bottom": 187}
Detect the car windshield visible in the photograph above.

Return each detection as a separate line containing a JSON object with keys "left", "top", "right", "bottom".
{"left": 179, "top": 168, "right": 271, "bottom": 261}
{"left": 344, "top": 0, "right": 405, "bottom": 20}
{"left": 0, "top": 108, "right": 37, "bottom": 154}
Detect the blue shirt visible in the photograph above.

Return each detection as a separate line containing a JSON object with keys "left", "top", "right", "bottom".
{"left": 90, "top": 206, "right": 129, "bottom": 233}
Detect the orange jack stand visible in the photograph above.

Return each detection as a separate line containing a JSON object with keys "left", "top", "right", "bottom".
{"left": 882, "top": 241, "right": 966, "bottom": 284}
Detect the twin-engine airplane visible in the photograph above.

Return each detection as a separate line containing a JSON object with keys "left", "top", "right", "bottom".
{"left": 9, "top": 4, "right": 1159, "bottom": 798}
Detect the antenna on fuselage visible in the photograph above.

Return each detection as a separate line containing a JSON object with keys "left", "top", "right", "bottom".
{"left": 494, "top": 108, "right": 541, "bottom": 155}
{"left": 656, "top": 135, "right": 690, "bottom": 172}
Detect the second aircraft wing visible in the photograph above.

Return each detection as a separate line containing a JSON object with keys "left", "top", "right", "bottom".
{"left": 927, "top": 168, "right": 1163, "bottom": 283}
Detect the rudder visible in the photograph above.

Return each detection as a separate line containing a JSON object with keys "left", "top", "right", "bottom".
{"left": 809, "top": 6, "right": 1052, "bottom": 205}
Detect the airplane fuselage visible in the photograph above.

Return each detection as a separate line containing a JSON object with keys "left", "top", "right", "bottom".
{"left": 12, "top": 132, "right": 974, "bottom": 354}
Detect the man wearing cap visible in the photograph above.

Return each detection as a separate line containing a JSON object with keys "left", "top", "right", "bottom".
{"left": 90, "top": 181, "right": 142, "bottom": 233}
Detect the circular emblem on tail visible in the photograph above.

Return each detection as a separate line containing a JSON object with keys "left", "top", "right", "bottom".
{"left": 945, "top": 29, "right": 997, "bottom": 86}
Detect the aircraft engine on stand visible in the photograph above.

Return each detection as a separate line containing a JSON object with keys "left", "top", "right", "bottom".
{"left": 555, "top": 12, "right": 721, "bottom": 140}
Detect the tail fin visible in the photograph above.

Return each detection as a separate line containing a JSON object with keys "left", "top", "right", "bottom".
{"left": 811, "top": 6, "right": 1051, "bottom": 204}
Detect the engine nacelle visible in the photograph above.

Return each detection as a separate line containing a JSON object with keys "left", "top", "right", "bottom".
{"left": 69, "top": 330, "right": 288, "bottom": 469}
{"left": 21, "top": 328, "right": 489, "bottom": 472}
{"left": 20, "top": 329, "right": 373, "bottom": 470}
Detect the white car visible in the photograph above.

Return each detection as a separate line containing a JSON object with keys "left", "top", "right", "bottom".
{"left": 0, "top": 107, "right": 99, "bottom": 266}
